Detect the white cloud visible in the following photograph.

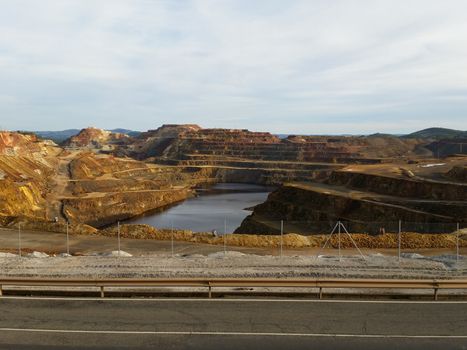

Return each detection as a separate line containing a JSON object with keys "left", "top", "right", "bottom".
{"left": 0, "top": 0, "right": 466, "bottom": 133}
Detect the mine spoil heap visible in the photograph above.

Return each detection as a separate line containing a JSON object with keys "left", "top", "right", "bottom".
{"left": 148, "top": 127, "right": 425, "bottom": 164}
{"left": 63, "top": 127, "right": 130, "bottom": 151}
{"left": 0, "top": 125, "right": 465, "bottom": 239}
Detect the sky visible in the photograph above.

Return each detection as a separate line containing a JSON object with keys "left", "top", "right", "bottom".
{"left": 0, "top": 0, "right": 466, "bottom": 134}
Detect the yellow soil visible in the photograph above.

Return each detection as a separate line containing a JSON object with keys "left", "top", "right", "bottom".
{"left": 99, "top": 224, "right": 467, "bottom": 249}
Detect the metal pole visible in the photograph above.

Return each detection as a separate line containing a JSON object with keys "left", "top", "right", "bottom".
{"left": 280, "top": 220, "right": 283, "bottom": 258}
{"left": 224, "top": 217, "right": 227, "bottom": 255}
{"left": 66, "top": 222, "right": 70, "bottom": 255}
{"left": 340, "top": 222, "right": 365, "bottom": 260}
{"left": 18, "top": 223, "right": 21, "bottom": 257}
{"left": 398, "top": 220, "right": 401, "bottom": 263}
{"left": 457, "top": 222, "right": 460, "bottom": 264}
{"left": 117, "top": 221, "right": 121, "bottom": 257}
{"left": 338, "top": 221, "right": 341, "bottom": 262}
{"left": 314, "top": 221, "right": 339, "bottom": 261}
{"left": 171, "top": 220, "right": 174, "bottom": 257}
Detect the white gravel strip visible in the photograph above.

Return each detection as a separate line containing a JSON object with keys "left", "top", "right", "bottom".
{"left": 0, "top": 251, "right": 465, "bottom": 279}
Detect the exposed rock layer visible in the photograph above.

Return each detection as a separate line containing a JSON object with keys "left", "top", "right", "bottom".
{"left": 0, "top": 126, "right": 465, "bottom": 238}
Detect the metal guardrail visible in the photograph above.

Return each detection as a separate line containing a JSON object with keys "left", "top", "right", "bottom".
{"left": 1, "top": 278, "right": 467, "bottom": 300}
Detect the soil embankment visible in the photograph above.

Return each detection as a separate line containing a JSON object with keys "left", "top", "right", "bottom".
{"left": 95, "top": 224, "right": 467, "bottom": 249}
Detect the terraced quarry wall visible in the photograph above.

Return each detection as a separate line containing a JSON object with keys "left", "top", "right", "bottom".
{"left": 63, "top": 189, "right": 192, "bottom": 227}
{"left": 447, "top": 165, "right": 467, "bottom": 182}
{"left": 1, "top": 127, "right": 465, "bottom": 240}
{"left": 62, "top": 152, "right": 336, "bottom": 226}
{"left": 425, "top": 138, "right": 467, "bottom": 158}
{"left": 132, "top": 127, "right": 428, "bottom": 164}
{"left": 236, "top": 163, "right": 467, "bottom": 235}
{"left": 62, "top": 153, "right": 223, "bottom": 226}
{"left": 328, "top": 170, "right": 467, "bottom": 201}
{"left": 168, "top": 132, "right": 378, "bottom": 163}
{"left": 0, "top": 132, "right": 60, "bottom": 224}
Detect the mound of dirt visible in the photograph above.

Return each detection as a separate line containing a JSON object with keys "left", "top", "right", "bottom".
{"left": 100, "top": 224, "right": 467, "bottom": 249}
{"left": 6, "top": 217, "right": 98, "bottom": 235}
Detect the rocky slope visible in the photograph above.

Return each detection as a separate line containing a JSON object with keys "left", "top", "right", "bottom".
{"left": 425, "top": 138, "right": 467, "bottom": 157}
{"left": 236, "top": 159, "right": 467, "bottom": 235}
{"left": 62, "top": 152, "right": 221, "bottom": 226}
{"left": 63, "top": 127, "right": 130, "bottom": 151}
{"left": 446, "top": 165, "right": 467, "bottom": 182}
{"left": 0, "top": 132, "right": 60, "bottom": 224}
{"left": 130, "top": 126, "right": 429, "bottom": 163}
{"left": 1, "top": 126, "right": 465, "bottom": 238}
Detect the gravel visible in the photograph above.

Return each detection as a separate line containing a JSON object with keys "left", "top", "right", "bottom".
{"left": 0, "top": 251, "right": 466, "bottom": 280}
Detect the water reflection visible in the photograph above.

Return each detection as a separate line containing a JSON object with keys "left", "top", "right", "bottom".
{"left": 125, "top": 183, "right": 272, "bottom": 233}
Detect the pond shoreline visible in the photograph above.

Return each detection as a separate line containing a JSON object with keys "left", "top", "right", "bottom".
{"left": 123, "top": 183, "right": 273, "bottom": 233}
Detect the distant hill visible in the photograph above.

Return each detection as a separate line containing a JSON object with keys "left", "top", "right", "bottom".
{"left": 402, "top": 127, "right": 467, "bottom": 140}
{"left": 109, "top": 129, "right": 141, "bottom": 137}
{"left": 34, "top": 129, "right": 81, "bottom": 144}
{"left": 33, "top": 128, "right": 141, "bottom": 144}
{"left": 367, "top": 133, "right": 398, "bottom": 138}
{"left": 275, "top": 134, "right": 289, "bottom": 139}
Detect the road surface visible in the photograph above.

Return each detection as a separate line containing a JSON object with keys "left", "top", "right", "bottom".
{"left": 0, "top": 297, "right": 466, "bottom": 349}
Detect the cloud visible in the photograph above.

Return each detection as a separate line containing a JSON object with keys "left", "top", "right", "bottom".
{"left": 0, "top": 0, "right": 466, "bottom": 133}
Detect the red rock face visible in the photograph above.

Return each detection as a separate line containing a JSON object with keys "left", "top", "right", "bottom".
{"left": 0, "top": 132, "right": 46, "bottom": 156}
{"left": 0, "top": 132, "right": 60, "bottom": 221}
{"left": 166, "top": 130, "right": 423, "bottom": 163}
{"left": 64, "top": 127, "right": 129, "bottom": 149}
{"left": 126, "top": 125, "right": 429, "bottom": 163}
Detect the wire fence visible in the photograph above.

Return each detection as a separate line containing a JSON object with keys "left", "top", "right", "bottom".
{"left": 243, "top": 220, "right": 463, "bottom": 235}
{"left": 0, "top": 220, "right": 465, "bottom": 262}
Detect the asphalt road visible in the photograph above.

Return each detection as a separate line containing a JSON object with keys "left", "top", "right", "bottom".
{"left": 0, "top": 298, "right": 466, "bottom": 349}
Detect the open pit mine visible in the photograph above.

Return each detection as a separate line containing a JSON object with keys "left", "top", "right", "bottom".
{"left": 0, "top": 125, "right": 465, "bottom": 249}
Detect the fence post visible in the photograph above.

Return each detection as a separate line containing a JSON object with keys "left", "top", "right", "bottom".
{"left": 117, "top": 221, "right": 121, "bottom": 257}
{"left": 66, "top": 222, "right": 70, "bottom": 255}
{"left": 457, "top": 222, "right": 460, "bottom": 264}
{"left": 398, "top": 220, "right": 401, "bottom": 263}
{"left": 280, "top": 220, "right": 283, "bottom": 258}
{"left": 18, "top": 223, "right": 21, "bottom": 257}
{"left": 338, "top": 221, "right": 341, "bottom": 262}
{"left": 224, "top": 217, "right": 227, "bottom": 256}
{"left": 171, "top": 220, "right": 174, "bottom": 257}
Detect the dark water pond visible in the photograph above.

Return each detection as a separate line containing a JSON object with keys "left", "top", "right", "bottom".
{"left": 125, "top": 183, "right": 273, "bottom": 233}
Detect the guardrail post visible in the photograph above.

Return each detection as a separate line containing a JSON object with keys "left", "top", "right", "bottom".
{"left": 319, "top": 287, "right": 323, "bottom": 300}
{"left": 100, "top": 286, "right": 105, "bottom": 298}
{"left": 433, "top": 288, "right": 438, "bottom": 301}
{"left": 0, "top": 285, "right": 2, "bottom": 297}
{"left": 208, "top": 284, "right": 212, "bottom": 299}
